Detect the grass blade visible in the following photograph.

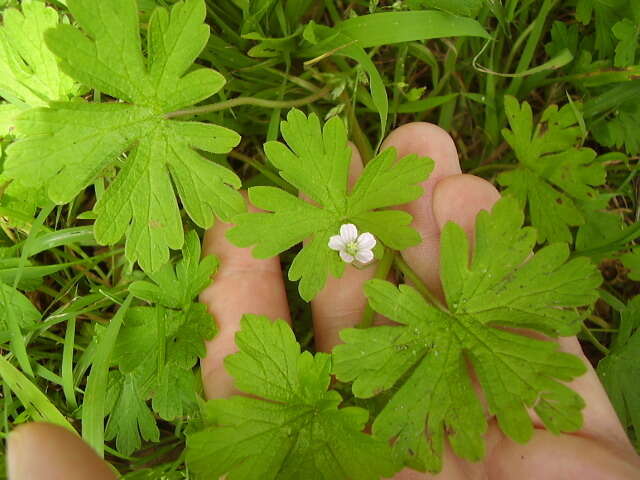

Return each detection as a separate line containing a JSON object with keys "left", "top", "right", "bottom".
{"left": 81, "top": 294, "right": 132, "bottom": 457}
{"left": 62, "top": 315, "right": 78, "bottom": 409}
{"left": 336, "top": 11, "right": 490, "bottom": 47}
{"left": 0, "top": 354, "right": 75, "bottom": 432}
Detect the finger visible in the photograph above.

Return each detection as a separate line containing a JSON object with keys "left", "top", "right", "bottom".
{"left": 486, "top": 423, "right": 640, "bottom": 480}
{"left": 312, "top": 144, "right": 379, "bottom": 352}
{"left": 429, "top": 173, "right": 502, "bottom": 295}
{"left": 429, "top": 175, "right": 501, "bottom": 408}
{"left": 553, "top": 336, "right": 635, "bottom": 454}
{"left": 432, "top": 178, "right": 632, "bottom": 452}
{"left": 7, "top": 423, "right": 116, "bottom": 480}
{"left": 199, "top": 202, "right": 290, "bottom": 399}
{"left": 431, "top": 174, "right": 502, "bottom": 247}
{"left": 380, "top": 123, "right": 463, "bottom": 298}
{"left": 391, "top": 445, "right": 470, "bottom": 480}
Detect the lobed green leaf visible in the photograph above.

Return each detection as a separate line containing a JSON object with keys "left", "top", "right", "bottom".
{"left": 227, "top": 109, "right": 433, "bottom": 300}
{"left": 333, "top": 196, "right": 601, "bottom": 472}
{"left": 187, "top": 315, "right": 399, "bottom": 480}
{"left": 498, "top": 96, "right": 606, "bottom": 243}
{"left": 5, "top": 0, "right": 244, "bottom": 272}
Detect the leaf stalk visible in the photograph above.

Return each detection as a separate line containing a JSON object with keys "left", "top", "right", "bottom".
{"left": 393, "top": 253, "right": 449, "bottom": 312}
{"left": 164, "top": 86, "right": 331, "bottom": 119}
{"left": 357, "top": 247, "right": 395, "bottom": 328}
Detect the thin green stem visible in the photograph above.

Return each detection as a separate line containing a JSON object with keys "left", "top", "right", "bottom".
{"left": 588, "top": 315, "right": 611, "bottom": 330}
{"left": 130, "top": 441, "right": 183, "bottom": 468}
{"left": 536, "top": 69, "right": 637, "bottom": 88}
{"left": 357, "top": 247, "right": 395, "bottom": 328}
{"left": 229, "top": 151, "right": 293, "bottom": 191}
{"left": 469, "top": 163, "right": 516, "bottom": 176}
{"left": 506, "top": 0, "right": 558, "bottom": 96}
{"left": 321, "top": 60, "right": 374, "bottom": 161}
{"left": 324, "top": 0, "right": 341, "bottom": 25}
{"left": 206, "top": 6, "right": 243, "bottom": 44}
{"left": 164, "top": 86, "right": 331, "bottom": 119}
{"left": 393, "top": 253, "right": 448, "bottom": 312}
{"left": 580, "top": 324, "right": 610, "bottom": 356}
{"left": 265, "top": 67, "right": 321, "bottom": 92}
{"left": 503, "top": 22, "right": 535, "bottom": 76}
{"left": 62, "top": 315, "right": 78, "bottom": 409}
{"left": 346, "top": 97, "right": 374, "bottom": 163}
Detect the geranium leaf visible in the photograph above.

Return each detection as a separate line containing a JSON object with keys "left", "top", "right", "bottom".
{"left": 332, "top": 196, "right": 601, "bottom": 472}
{"left": 226, "top": 109, "right": 432, "bottom": 300}
{"left": 5, "top": 0, "right": 244, "bottom": 272}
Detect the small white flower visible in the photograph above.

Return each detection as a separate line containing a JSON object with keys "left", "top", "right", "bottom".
{"left": 328, "top": 224, "right": 376, "bottom": 264}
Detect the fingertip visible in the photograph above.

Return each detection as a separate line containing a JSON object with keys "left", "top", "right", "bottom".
{"left": 381, "top": 122, "right": 460, "bottom": 177}
{"left": 8, "top": 423, "right": 116, "bottom": 480}
{"left": 488, "top": 427, "right": 640, "bottom": 479}
{"left": 432, "top": 174, "right": 501, "bottom": 241}
{"left": 555, "top": 336, "right": 635, "bottom": 453}
{"left": 382, "top": 123, "right": 462, "bottom": 297}
{"left": 199, "top": 200, "right": 290, "bottom": 400}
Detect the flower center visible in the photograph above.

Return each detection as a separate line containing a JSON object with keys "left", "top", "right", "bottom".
{"left": 345, "top": 241, "right": 359, "bottom": 257}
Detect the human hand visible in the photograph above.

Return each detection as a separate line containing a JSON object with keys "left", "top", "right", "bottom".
{"left": 6, "top": 123, "right": 640, "bottom": 479}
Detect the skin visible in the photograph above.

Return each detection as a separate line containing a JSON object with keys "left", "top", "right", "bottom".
{"left": 6, "top": 123, "right": 640, "bottom": 479}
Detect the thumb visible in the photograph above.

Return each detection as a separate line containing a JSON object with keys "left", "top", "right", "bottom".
{"left": 7, "top": 423, "right": 116, "bottom": 480}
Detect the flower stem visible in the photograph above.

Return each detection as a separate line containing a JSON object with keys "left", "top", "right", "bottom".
{"left": 469, "top": 163, "right": 516, "bottom": 176}
{"left": 393, "top": 253, "right": 449, "bottom": 312}
{"left": 580, "top": 323, "right": 610, "bottom": 356}
{"left": 164, "top": 86, "right": 331, "bottom": 119}
{"left": 357, "top": 247, "right": 395, "bottom": 329}
{"left": 229, "top": 151, "right": 292, "bottom": 192}
{"left": 587, "top": 314, "right": 611, "bottom": 329}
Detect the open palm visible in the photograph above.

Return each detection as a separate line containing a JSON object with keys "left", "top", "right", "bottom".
{"left": 7, "top": 123, "right": 639, "bottom": 480}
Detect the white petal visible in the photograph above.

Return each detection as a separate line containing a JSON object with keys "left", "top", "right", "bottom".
{"left": 328, "top": 235, "right": 345, "bottom": 251}
{"left": 339, "top": 223, "right": 358, "bottom": 243}
{"left": 355, "top": 249, "right": 374, "bottom": 264}
{"left": 339, "top": 251, "right": 355, "bottom": 263}
{"left": 356, "top": 232, "right": 376, "bottom": 250}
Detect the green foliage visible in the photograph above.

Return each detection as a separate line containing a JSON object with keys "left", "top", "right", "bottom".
{"left": 129, "top": 230, "right": 219, "bottom": 311}
{"left": 105, "top": 231, "right": 217, "bottom": 454}
{"left": 613, "top": 19, "right": 639, "bottom": 67}
{"left": 332, "top": 197, "right": 601, "bottom": 472}
{"left": 0, "top": 0, "right": 76, "bottom": 111}
{"left": 622, "top": 249, "right": 640, "bottom": 281}
{"left": 0, "top": 283, "right": 39, "bottom": 343}
{"left": 498, "top": 96, "right": 606, "bottom": 244}
{"left": 575, "top": 0, "right": 636, "bottom": 58}
{"left": 187, "top": 315, "right": 398, "bottom": 480}
{"left": 0, "top": 354, "right": 75, "bottom": 431}
{"left": 0, "top": 0, "right": 638, "bottom": 477}
{"left": 4, "top": 0, "right": 245, "bottom": 272}
{"left": 227, "top": 109, "right": 433, "bottom": 300}
{"left": 82, "top": 295, "right": 132, "bottom": 457}
{"left": 0, "top": 0, "right": 75, "bottom": 217}
{"left": 562, "top": 3, "right": 640, "bottom": 156}
{"left": 591, "top": 99, "right": 640, "bottom": 156}
{"left": 105, "top": 369, "right": 160, "bottom": 455}
{"left": 301, "top": 11, "right": 489, "bottom": 134}
{"left": 575, "top": 194, "right": 624, "bottom": 256}
{"left": 406, "top": 0, "right": 483, "bottom": 17}
{"left": 0, "top": 280, "right": 40, "bottom": 376}
{"left": 598, "top": 296, "right": 640, "bottom": 446}
{"left": 582, "top": 82, "right": 640, "bottom": 156}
